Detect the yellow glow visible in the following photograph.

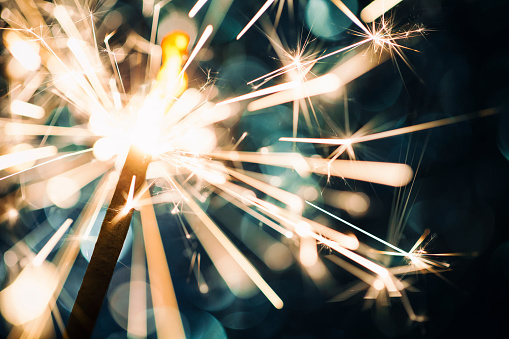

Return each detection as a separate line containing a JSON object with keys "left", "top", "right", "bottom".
{"left": 0, "top": 262, "right": 58, "bottom": 325}
{"left": 156, "top": 31, "right": 190, "bottom": 97}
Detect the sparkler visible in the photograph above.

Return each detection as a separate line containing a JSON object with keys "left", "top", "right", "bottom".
{"left": 0, "top": 0, "right": 499, "bottom": 338}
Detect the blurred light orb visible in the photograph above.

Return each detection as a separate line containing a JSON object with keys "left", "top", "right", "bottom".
{"left": 0, "top": 262, "right": 58, "bottom": 325}
{"left": 305, "top": 0, "right": 358, "bottom": 41}
{"left": 93, "top": 137, "right": 120, "bottom": 161}
{"left": 346, "top": 192, "right": 369, "bottom": 216}
{"left": 263, "top": 243, "right": 293, "bottom": 271}
{"left": 47, "top": 176, "right": 81, "bottom": 209}
{"left": 108, "top": 282, "right": 156, "bottom": 336}
{"left": 373, "top": 278, "right": 384, "bottom": 291}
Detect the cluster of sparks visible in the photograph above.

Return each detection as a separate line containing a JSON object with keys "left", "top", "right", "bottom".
{"left": 0, "top": 0, "right": 481, "bottom": 338}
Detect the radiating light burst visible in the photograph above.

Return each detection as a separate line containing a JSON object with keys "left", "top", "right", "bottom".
{"left": 0, "top": 0, "right": 489, "bottom": 338}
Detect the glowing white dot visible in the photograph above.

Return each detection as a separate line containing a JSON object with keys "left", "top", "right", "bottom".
{"left": 93, "top": 137, "right": 119, "bottom": 161}
{"left": 199, "top": 284, "right": 209, "bottom": 294}
{"left": 373, "top": 279, "right": 384, "bottom": 291}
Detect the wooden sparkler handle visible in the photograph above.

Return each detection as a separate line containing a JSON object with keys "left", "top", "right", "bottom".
{"left": 65, "top": 146, "right": 150, "bottom": 339}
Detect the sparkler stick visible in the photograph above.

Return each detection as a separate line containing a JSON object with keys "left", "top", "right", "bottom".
{"left": 65, "top": 146, "right": 150, "bottom": 338}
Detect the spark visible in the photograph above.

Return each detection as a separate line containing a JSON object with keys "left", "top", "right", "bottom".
{"left": 237, "top": 0, "right": 276, "bottom": 40}
{"left": 32, "top": 219, "right": 73, "bottom": 266}
{"left": 189, "top": 0, "right": 210, "bottom": 18}
{"left": 0, "top": 145, "right": 57, "bottom": 172}
{"left": 306, "top": 201, "right": 410, "bottom": 255}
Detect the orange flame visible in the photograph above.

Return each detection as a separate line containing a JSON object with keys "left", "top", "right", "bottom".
{"left": 156, "top": 31, "right": 190, "bottom": 98}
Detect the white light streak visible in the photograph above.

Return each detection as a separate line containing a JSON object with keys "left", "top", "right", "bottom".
{"left": 236, "top": 0, "right": 275, "bottom": 40}
{"left": 33, "top": 219, "right": 73, "bottom": 266}
{"left": 10, "top": 100, "right": 45, "bottom": 119}
{"left": 189, "top": 0, "right": 209, "bottom": 18}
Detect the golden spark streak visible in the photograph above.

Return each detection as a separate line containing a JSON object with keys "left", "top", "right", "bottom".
{"left": 140, "top": 190, "right": 186, "bottom": 339}
{"left": 175, "top": 182, "right": 284, "bottom": 309}
{"left": 361, "top": 0, "right": 404, "bottom": 23}
{"left": 10, "top": 100, "right": 44, "bottom": 119}
{"left": 189, "top": 0, "right": 209, "bottom": 18}
{"left": 236, "top": 0, "right": 276, "bottom": 40}
{"left": 247, "top": 39, "right": 369, "bottom": 86}
{"left": 352, "top": 110, "right": 496, "bottom": 143}
{"left": 217, "top": 81, "right": 299, "bottom": 106}
{"left": 4, "top": 122, "right": 93, "bottom": 137}
{"left": 306, "top": 201, "right": 409, "bottom": 255}
{"left": 32, "top": 219, "right": 73, "bottom": 266}
{"left": 280, "top": 108, "right": 498, "bottom": 145}
{"left": 0, "top": 150, "right": 94, "bottom": 189}
{"left": 0, "top": 146, "right": 57, "bottom": 171}
{"left": 212, "top": 181, "right": 358, "bottom": 250}
{"left": 250, "top": 199, "right": 399, "bottom": 293}
{"left": 279, "top": 137, "right": 352, "bottom": 145}
{"left": 179, "top": 25, "right": 213, "bottom": 78}
{"left": 209, "top": 151, "right": 413, "bottom": 187}
{"left": 330, "top": 0, "right": 371, "bottom": 36}
{"left": 247, "top": 74, "right": 340, "bottom": 111}
{"left": 226, "top": 167, "right": 303, "bottom": 211}
{"left": 67, "top": 37, "right": 112, "bottom": 109}
{"left": 20, "top": 175, "right": 114, "bottom": 338}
